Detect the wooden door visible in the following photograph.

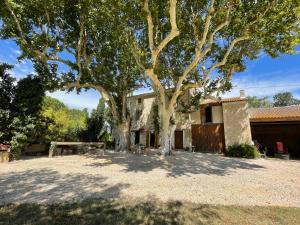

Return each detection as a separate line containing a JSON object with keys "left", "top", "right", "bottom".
{"left": 175, "top": 130, "right": 183, "bottom": 149}
{"left": 154, "top": 130, "right": 159, "bottom": 148}
{"left": 191, "top": 124, "right": 225, "bottom": 153}
{"left": 146, "top": 130, "right": 150, "bottom": 147}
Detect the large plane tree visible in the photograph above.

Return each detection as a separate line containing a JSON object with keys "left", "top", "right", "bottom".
{"left": 128, "top": 0, "right": 300, "bottom": 155}
{"left": 0, "top": 0, "right": 142, "bottom": 150}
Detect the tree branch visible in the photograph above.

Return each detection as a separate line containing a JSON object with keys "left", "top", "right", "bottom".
{"left": 144, "top": 0, "right": 179, "bottom": 68}
{"left": 65, "top": 82, "right": 119, "bottom": 120}
{"left": 201, "top": 9, "right": 230, "bottom": 58}
{"left": 76, "top": 16, "right": 85, "bottom": 85}
{"left": 130, "top": 39, "right": 146, "bottom": 71}
{"left": 144, "top": 0, "right": 154, "bottom": 52}
{"left": 152, "top": 0, "right": 179, "bottom": 67}
{"left": 168, "top": 0, "right": 216, "bottom": 108}
{"left": 48, "top": 55, "right": 75, "bottom": 68}
{"left": 4, "top": 0, "right": 26, "bottom": 42}
{"left": 143, "top": 0, "right": 179, "bottom": 107}
{"left": 206, "top": 35, "right": 249, "bottom": 77}
{"left": 196, "top": 0, "right": 215, "bottom": 52}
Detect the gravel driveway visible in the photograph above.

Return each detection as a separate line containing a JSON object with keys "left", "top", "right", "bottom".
{"left": 0, "top": 151, "right": 299, "bottom": 207}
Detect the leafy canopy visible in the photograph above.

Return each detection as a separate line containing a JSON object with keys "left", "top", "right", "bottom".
{"left": 247, "top": 96, "right": 273, "bottom": 108}
{"left": 273, "top": 92, "right": 300, "bottom": 107}
{"left": 0, "top": 63, "right": 16, "bottom": 143}
{"left": 128, "top": 0, "right": 300, "bottom": 104}
{"left": 0, "top": 0, "right": 143, "bottom": 125}
{"left": 42, "top": 96, "right": 88, "bottom": 141}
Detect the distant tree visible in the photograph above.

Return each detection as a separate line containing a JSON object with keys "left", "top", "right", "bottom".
{"left": 42, "top": 96, "right": 88, "bottom": 142}
{"left": 85, "top": 98, "right": 109, "bottom": 142}
{"left": 0, "top": 63, "right": 15, "bottom": 143}
{"left": 273, "top": 92, "right": 300, "bottom": 107}
{"left": 9, "top": 75, "right": 48, "bottom": 160}
{"left": 12, "top": 75, "right": 45, "bottom": 117}
{"left": 247, "top": 96, "right": 272, "bottom": 108}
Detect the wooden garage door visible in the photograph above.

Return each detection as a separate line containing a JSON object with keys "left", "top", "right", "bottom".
{"left": 175, "top": 130, "right": 183, "bottom": 149}
{"left": 191, "top": 124, "right": 225, "bottom": 153}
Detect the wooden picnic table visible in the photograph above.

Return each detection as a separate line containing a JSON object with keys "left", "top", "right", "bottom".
{"left": 48, "top": 142, "right": 106, "bottom": 158}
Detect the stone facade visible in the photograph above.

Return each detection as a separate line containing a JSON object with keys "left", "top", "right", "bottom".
{"left": 127, "top": 91, "right": 252, "bottom": 150}
{"left": 222, "top": 101, "right": 252, "bottom": 147}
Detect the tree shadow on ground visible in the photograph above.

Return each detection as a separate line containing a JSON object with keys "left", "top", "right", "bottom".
{"left": 85, "top": 151, "right": 265, "bottom": 177}
{"left": 1, "top": 197, "right": 299, "bottom": 225}
{"left": 0, "top": 169, "right": 129, "bottom": 205}
{"left": 0, "top": 198, "right": 222, "bottom": 225}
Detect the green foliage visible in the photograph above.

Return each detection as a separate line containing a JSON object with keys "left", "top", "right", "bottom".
{"left": 273, "top": 92, "right": 300, "bottom": 107}
{"left": 225, "top": 144, "right": 260, "bottom": 159}
{"left": 247, "top": 96, "right": 273, "bottom": 108}
{"left": 0, "top": 0, "right": 143, "bottom": 127}
{"left": 85, "top": 98, "right": 111, "bottom": 142}
{"left": 9, "top": 116, "right": 48, "bottom": 160}
{"left": 0, "top": 63, "right": 15, "bottom": 143}
{"left": 10, "top": 133, "right": 27, "bottom": 160}
{"left": 152, "top": 103, "right": 160, "bottom": 132}
{"left": 126, "top": 0, "right": 300, "bottom": 109}
{"left": 9, "top": 75, "right": 48, "bottom": 160}
{"left": 12, "top": 75, "right": 45, "bottom": 116}
{"left": 0, "top": 64, "right": 50, "bottom": 160}
{"left": 41, "top": 96, "right": 88, "bottom": 142}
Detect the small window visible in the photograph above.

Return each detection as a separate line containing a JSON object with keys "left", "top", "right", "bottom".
{"left": 138, "top": 98, "right": 142, "bottom": 104}
{"left": 205, "top": 106, "right": 212, "bottom": 123}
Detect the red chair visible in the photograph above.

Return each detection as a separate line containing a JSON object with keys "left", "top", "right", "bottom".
{"left": 276, "top": 142, "right": 288, "bottom": 154}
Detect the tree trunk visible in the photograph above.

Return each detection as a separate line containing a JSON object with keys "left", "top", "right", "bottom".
{"left": 113, "top": 122, "right": 128, "bottom": 152}
{"left": 159, "top": 107, "right": 175, "bottom": 156}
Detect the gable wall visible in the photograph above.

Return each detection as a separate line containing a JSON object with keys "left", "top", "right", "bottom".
{"left": 222, "top": 101, "right": 252, "bottom": 147}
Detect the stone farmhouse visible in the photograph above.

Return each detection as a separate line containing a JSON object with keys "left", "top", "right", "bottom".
{"left": 127, "top": 90, "right": 252, "bottom": 153}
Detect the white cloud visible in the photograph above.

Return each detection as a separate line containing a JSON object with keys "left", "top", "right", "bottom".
{"left": 47, "top": 90, "right": 101, "bottom": 111}
{"left": 9, "top": 47, "right": 21, "bottom": 56}
{"left": 224, "top": 70, "right": 300, "bottom": 98}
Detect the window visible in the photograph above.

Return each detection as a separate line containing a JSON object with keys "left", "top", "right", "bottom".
{"left": 138, "top": 98, "right": 142, "bottom": 104}
{"left": 205, "top": 106, "right": 212, "bottom": 123}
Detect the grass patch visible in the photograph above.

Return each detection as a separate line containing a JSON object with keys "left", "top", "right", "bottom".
{"left": 0, "top": 198, "right": 299, "bottom": 225}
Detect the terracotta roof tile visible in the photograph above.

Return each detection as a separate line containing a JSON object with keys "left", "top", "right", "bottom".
{"left": 200, "top": 97, "right": 245, "bottom": 105}
{"left": 221, "top": 97, "right": 245, "bottom": 103}
{"left": 249, "top": 105, "right": 300, "bottom": 121}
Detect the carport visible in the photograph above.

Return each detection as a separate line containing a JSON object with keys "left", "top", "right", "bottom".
{"left": 249, "top": 106, "right": 300, "bottom": 158}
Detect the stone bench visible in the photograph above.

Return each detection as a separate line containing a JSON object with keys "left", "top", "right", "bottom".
{"left": 48, "top": 142, "right": 106, "bottom": 158}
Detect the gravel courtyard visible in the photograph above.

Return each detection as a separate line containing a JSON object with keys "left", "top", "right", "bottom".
{"left": 0, "top": 151, "right": 299, "bottom": 207}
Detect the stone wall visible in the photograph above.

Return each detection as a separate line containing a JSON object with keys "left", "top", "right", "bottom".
{"left": 0, "top": 151, "right": 9, "bottom": 163}
{"left": 127, "top": 95, "right": 156, "bottom": 131}
{"left": 191, "top": 110, "right": 201, "bottom": 124}
{"left": 222, "top": 101, "right": 252, "bottom": 147}
{"left": 212, "top": 106, "right": 223, "bottom": 123}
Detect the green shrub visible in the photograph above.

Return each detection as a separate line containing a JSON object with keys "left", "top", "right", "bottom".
{"left": 225, "top": 144, "right": 260, "bottom": 159}
{"left": 10, "top": 133, "right": 28, "bottom": 160}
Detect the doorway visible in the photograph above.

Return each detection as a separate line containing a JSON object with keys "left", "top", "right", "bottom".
{"left": 174, "top": 130, "right": 183, "bottom": 149}
{"left": 150, "top": 131, "right": 155, "bottom": 147}
{"left": 135, "top": 131, "right": 140, "bottom": 145}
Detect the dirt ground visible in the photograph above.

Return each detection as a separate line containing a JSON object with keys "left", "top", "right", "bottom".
{"left": 0, "top": 151, "right": 299, "bottom": 207}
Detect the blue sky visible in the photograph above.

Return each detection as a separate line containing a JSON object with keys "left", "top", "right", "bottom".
{"left": 0, "top": 39, "right": 299, "bottom": 111}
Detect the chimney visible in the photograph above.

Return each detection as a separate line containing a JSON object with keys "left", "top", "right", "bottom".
{"left": 240, "top": 89, "right": 246, "bottom": 99}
